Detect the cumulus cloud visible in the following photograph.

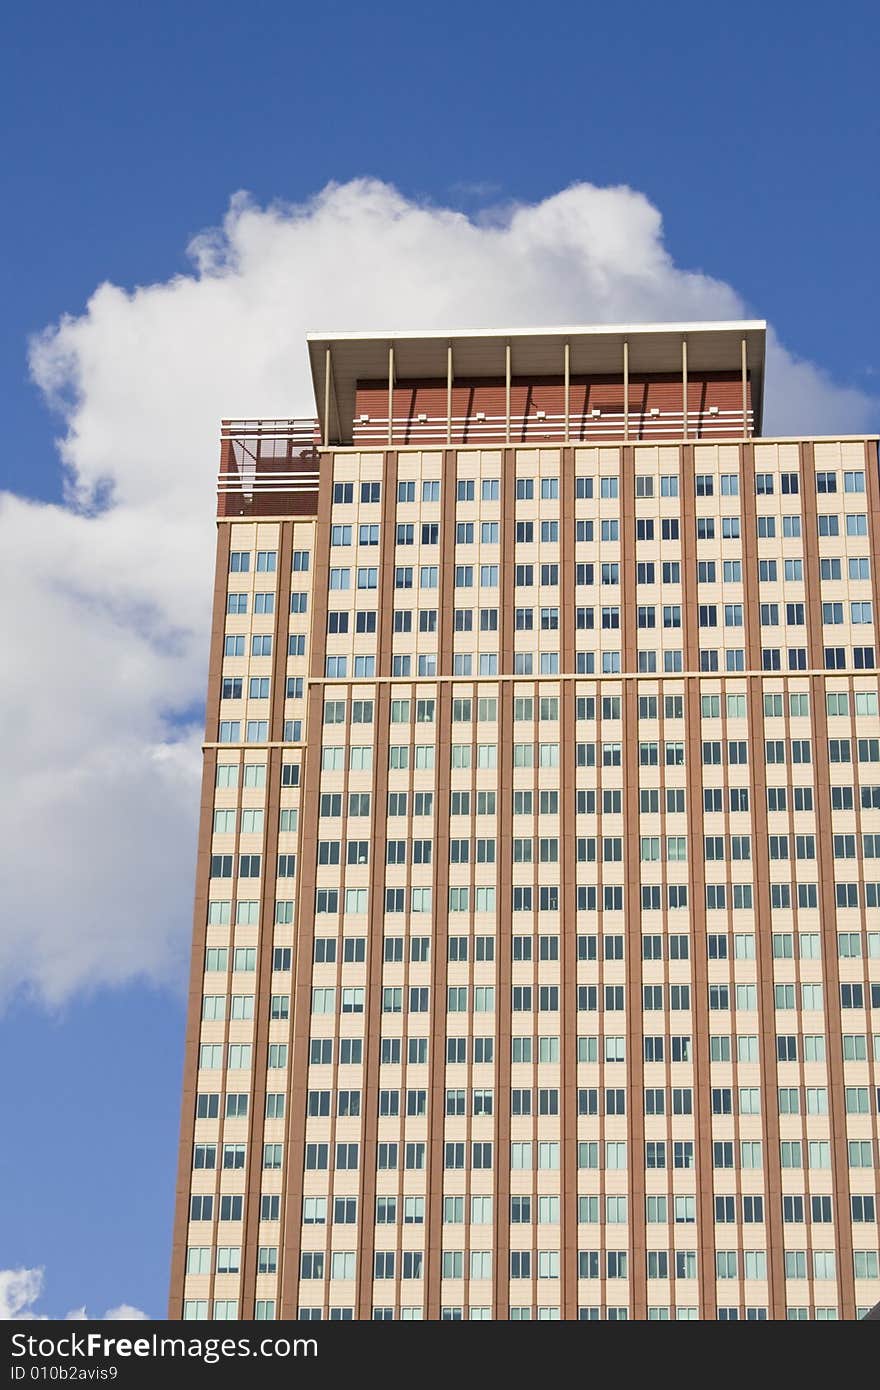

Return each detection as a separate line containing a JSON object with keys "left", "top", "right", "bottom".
{"left": 65, "top": 1303, "right": 149, "bottom": 1322}
{"left": 4, "top": 177, "right": 875, "bottom": 1006}
{"left": 0, "top": 1267, "right": 147, "bottom": 1320}
{"left": 0, "top": 1269, "right": 44, "bottom": 1320}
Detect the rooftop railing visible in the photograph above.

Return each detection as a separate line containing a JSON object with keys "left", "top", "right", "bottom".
{"left": 351, "top": 406, "right": 753, "bottom": 446}
{"left": 218, "top": 420, "right": 320, "bottom": 500}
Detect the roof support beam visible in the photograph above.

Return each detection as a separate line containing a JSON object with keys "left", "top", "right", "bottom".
{"left": 505, "top": 342, "right": 511, "bottom": 445}
{"left": 446, "top": 344, "right": 453, "bottom": 446}
{"left": 387, "top": 344, "right": 395, "bottom": 446}
{"left": 623, "top": 339, "right": 629, "bottom": 442}
{"left": 307, "top": 322, "right": 767, "bottom": 445}
{"left": 741, "top": 337, "right": 749, "bottom": 438}
{"left": 682, "top": 337, "right": 688, "bottom": 442}
{"left": 323, "top": 346, "right": 332, "bottom": 448}
{"left": 563, "top": 342, "right": 570, "bottom": 444}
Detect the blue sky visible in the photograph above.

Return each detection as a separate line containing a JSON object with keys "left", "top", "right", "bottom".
{"left": 1, "top": 0, "right": 878, "bottom": 1318}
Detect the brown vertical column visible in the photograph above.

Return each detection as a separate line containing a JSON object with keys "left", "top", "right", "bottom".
{"left": 169, "top": 524, "right": 231, "bottom": 1316}
{"left": 492, "top": 446, "right": 516, "bottom": 1318}
{"left": 240, "top": 519, "right": 294, "bottom": 1314}
{"left": 680, "top": 441, "right": 719, "bottom": 1317}
{"left": 739, "top": 440, "right": 786, "bottom": 1318}
{"left": 559, "top": 445, "right": 577, "bottom": 1318}
{"left": 799, "top": 441, "right": 856, "bottom": 1320}
{"left": 619, "top": 441, "right": 646, "bottom": 1317}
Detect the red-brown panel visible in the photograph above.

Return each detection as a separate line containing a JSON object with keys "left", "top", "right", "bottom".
{"left": 353, "top": 374, "right": 753, "bottom": 447}
{"left": 217, "top": 491, "right": 320, "bottom": 520}
{"left": 217, "top": 436, "right": 320, "bottom": 519}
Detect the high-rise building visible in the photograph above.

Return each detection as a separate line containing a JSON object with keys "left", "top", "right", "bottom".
{"left": 170, "top": 322, "right": 880, "bottom": 1322}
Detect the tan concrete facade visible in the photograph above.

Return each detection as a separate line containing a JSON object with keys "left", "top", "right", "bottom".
{"left": 170, "top": 326, "right": 880, "bottom": 1322}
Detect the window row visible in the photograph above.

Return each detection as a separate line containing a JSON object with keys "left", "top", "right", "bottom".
{"left": 221, "top": 634, "right": 308, "bottom": 658}
{"left": 316, "top": 734, "right": 880, "bottom": 770}
{"left": 326, "top": 511, "right": 875, "bottom": 552}
{"left": 319, "top": 553, "right": 873, "bottom": 603}
{"left": 228, "top": 549, "right": 308, "bottom": 574}
{"left": 191, "top": 1128, "right": 880, "bottom": 1176}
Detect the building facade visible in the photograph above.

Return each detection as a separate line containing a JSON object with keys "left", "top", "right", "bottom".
{"left": 170, "top": 323, "right": 880, "bottom": 1321}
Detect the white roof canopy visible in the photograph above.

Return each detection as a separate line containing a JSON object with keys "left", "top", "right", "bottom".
{"left": 307, "top": 321, "right": 766, "bottom": 444}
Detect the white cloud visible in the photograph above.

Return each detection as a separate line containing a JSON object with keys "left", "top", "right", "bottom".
{"left": 3, "top": 177, "right": 874, "bottom": 1006}
{"left": 763, "top": 327, "right": 879, "bottom": 437}
{"left": 0, "top": 1267, "right": 147, "bottom": 1320}
{"left": 65, "top": 1303, "right": 149, "bottom": 1322}
{"left": 0, "top": 1268, "right": 44, "bottom": 1320}
{"left": 101, "top": 1305, "right": 150, "bottom": 1321}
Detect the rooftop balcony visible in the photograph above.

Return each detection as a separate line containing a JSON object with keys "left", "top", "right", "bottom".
{"left": 217, "top": 419, "right": 320, "bottom": 518}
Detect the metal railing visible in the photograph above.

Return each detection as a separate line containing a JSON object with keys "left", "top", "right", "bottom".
{"left": 351, "top": 408, "right": 753, "bottom": 445}
{"left": 219, "top": 420, "right": 321, "bottom": 496}
{"left": 222, "top": 418, "right": 319, "bottom": 444}
{"left": 217, "top": 470, "right": 320, "bottom": 495}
